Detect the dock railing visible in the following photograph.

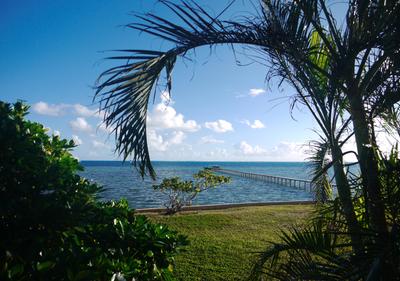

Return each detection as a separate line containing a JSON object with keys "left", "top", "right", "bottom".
{"left": 211, "top": 167, "right": 335, "bottom": 192}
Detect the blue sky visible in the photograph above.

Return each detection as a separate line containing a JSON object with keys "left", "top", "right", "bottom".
{"left": 1, "top": 0, "right": 343, "bottom": 161}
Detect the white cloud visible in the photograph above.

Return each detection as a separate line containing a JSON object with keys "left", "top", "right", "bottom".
{"left": 70, "top": 117, "right": 92, "bottom": 133}
{"left": 169, "top": 131, "right": 186, "bottom": 145}
{"left": 32, "top": 101, "right": 104, "bottom": 119}
{"left": 200, "top": 136, "right": 225, "bottom": 144}
{"left": 32, "top": 102, "right": 67, "bottom": 116}
{"left": 249, "top": 88, "right": 266, "bottom": 97}
{"left": 148, "top": 101, "right": 200, "bottom": 132}
{"left": 72, "top": 135, "right": 83, "bottom": 145}
{"left": 72, "top": 104, "right": 105, "bottom": 119}
{"left": 205, "top": 120, "right": 233, "bottom": 133}
{"left": 73, "top": 104, "right": 97, "bottom": 117}
{"left": 148, "top": 129, "right": 168, "bottom": 151}
{"left": 238, "top": 141, "right": 267, "bottom": 155}
{"left": 53, "top": 130, "right": 61, "bottom": 137}
{"left": 242, "top": 119, "right": 265, "bottom": 129}
{"left": 148, "top": 129, "right": 186, "bottom": 152}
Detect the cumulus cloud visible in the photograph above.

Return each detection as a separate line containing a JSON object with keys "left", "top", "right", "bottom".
{"left": 148, "top": 129, "right": 186, "bottom": 152}
{"left": 169, "top": 131, "right": 185, "bottom": 145}
{"left": 148, "top": 101, "right": 200, "bottom": 132}
{"left": 73, "top": 104, "right": 97, "bottom": 117}
{"left": 242, "top": 119, "right": 265, "bottom": 129}
{"left": 72, "top": 135, "right": 83, "bottom": 145}
{"left": 148, "top": 129, "right": 167, "bottom": 151}
{"left": 238, "top": 141, "right": 267, "bottom": 155}
{"left": 249, "top": 88, "right": 266, "bottom": 97}
{"left": 53, "top": 130, "right": 61, "bottom": 137}
{"left": 32, "top": 101, "right": 104, "bottom": 119}
{"left": 32, "top": 102, "right": 67, "bottom": 116}
{"left": 205, "top": 120, "right": 233, "bottom": 133}
{"left": 200, "top": 136, "right": 225, "bottom": 144}
{"left": 145, "top": 93, "right": 199, "bottom": 152}
{"left": 70, "top": 117, "right": 92, "bottom": 133}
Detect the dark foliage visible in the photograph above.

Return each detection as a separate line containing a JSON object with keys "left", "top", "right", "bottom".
{"left": 0, "top": 101, "right": 188, "bottom": 281}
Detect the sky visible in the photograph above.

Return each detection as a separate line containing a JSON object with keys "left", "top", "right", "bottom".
{"left": 1, "top": 0, "right": 351, "bottom": 162}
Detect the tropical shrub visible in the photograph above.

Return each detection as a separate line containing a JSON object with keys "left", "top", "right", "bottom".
{"left": 153, "top": 168, "right": 230, "bottom": 214}
{"left": 0, "top": 101, "right": 188, "bottom": 281}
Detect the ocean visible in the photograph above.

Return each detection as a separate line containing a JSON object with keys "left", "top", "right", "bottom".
{"left": 80, "top": 161, "right": 314, "bottom": 208}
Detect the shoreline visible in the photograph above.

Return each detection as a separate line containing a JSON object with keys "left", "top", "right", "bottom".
{"left": 135, "top": 200, "right": 314, "bottom": 213}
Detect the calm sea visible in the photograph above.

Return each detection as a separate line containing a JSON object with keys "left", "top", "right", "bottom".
{"left": 80, "top": 161, "right": 314, "bottom": 208}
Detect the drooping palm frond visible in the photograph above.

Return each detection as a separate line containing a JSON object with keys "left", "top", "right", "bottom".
{"left": 95, "top": 50, "right": 177, "bottom": 178}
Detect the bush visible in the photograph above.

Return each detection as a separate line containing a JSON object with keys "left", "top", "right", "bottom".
{"left": 153, "top": 168, "right": 230, "bottom": 214}
{"left": 0, "top": 101, "right": 188, "bottom": 281}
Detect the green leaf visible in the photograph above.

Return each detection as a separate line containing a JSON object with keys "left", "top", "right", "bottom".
{"left": 36, "top": 261, "right": 56, "bottom": 271}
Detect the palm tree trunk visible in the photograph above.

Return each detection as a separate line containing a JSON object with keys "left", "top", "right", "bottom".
{"left": 331, "top": 144, "right": 363, "bottom": 254}
{"left": 347, "top": 93, "right": 398, "bottom": 279}
{"left": 347, "top": 93, "right": 388, "bottom": 237}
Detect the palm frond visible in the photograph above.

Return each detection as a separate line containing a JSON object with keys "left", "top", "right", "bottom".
{"left": 307, "top": 139, "right": 333, "bottom": 203}
{"left": 95, "top": 51, "right": 177, "bottom": 178}
{"left": 249, "top": 222, "right": 364, "bottom": 281}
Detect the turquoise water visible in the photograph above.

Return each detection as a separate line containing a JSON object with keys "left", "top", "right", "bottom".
{"left": 80, "top": 161, "right": 314, "bottom": 208}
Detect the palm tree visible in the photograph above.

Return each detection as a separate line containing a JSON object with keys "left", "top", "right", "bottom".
{"left": 95, "top": 0, "right": 400, "bottom": 278}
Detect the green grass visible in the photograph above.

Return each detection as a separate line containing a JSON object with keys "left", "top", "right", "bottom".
{"left": 147, "top": 204, "right": 314, "bottom": 281}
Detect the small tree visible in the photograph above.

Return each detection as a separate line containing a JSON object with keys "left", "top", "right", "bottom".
{"left": 153, "top": 168, "right": 230, "bottom": 214}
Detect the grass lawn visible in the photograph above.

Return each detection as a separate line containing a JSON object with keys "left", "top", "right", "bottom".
{"left": 147, "top": 204, "right": 314, "bottom": 281}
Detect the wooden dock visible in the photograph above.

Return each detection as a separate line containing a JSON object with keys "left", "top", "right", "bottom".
{"left": 212, "top": 167, "right": 325, "bottom": 192}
